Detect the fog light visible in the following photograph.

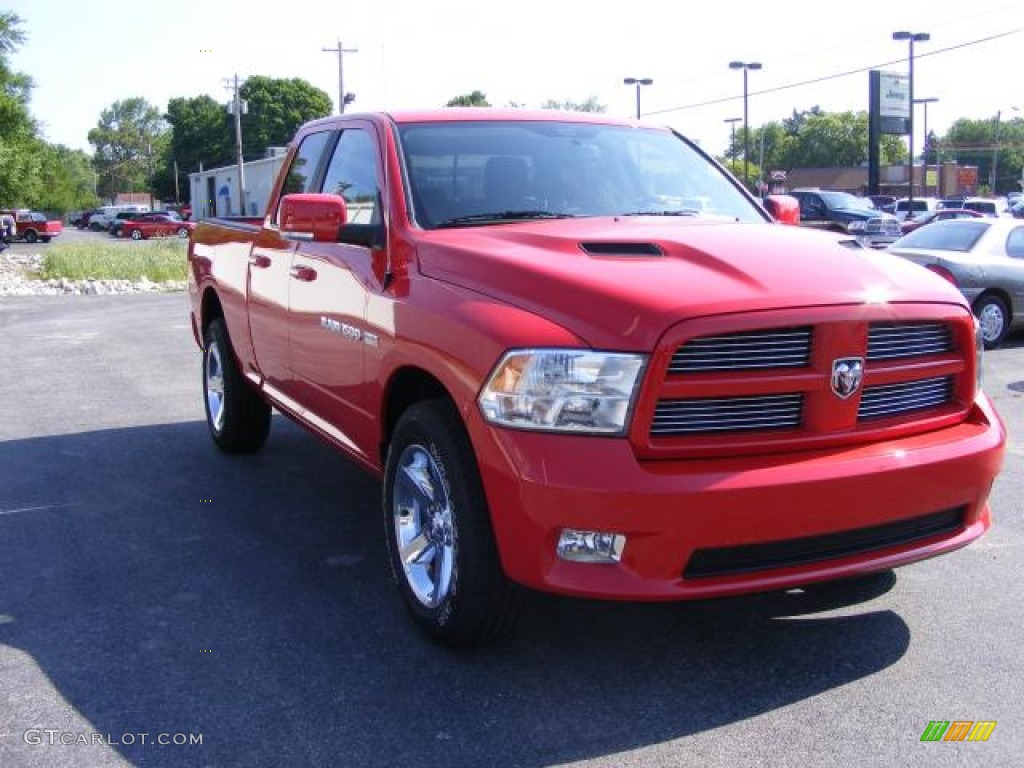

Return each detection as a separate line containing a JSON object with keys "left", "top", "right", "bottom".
{"left": 557, "top": 529, "right": 626, "bottom": 563}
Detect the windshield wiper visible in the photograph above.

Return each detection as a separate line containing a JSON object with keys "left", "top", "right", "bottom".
{"left": 620, "top": 209, "right": 701, "bottom": 217}
{"left": 435, "top": 211, "right": 576, "bottom": 228}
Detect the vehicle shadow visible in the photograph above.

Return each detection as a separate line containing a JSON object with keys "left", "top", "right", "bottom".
{"left": 0, "top": 420, "right": 908, "bottom": 768}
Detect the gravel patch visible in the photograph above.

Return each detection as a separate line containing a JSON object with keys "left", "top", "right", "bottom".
{"left": 0, "top": 249, "right": 186, "bottom": 296}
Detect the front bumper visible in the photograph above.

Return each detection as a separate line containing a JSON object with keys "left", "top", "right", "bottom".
{"left": 469, "top": 394, "right": 1005, "bottom": 600}
{"left": 856, "top": 233, "right": 900, "bottom": 249}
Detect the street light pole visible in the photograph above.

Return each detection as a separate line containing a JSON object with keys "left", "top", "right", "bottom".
{"left": 893, "top": 31, "right": 930, "bottom": 212}
{"left": 914, "top": 97, "right": 938, "bottom": 196}
{"left": 729, "top": 61, "right": 762, "bottom": 189}
{"left": 623, "top": 77, "right": 653, "bottom": 120}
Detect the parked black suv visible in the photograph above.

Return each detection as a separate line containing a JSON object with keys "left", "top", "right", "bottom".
{"left": 790, "top": 188, "right": 902, "bottom": 248}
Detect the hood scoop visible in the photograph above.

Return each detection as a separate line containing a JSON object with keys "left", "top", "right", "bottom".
{"left": 580, "top": 241, "right": 664, "bottom": 257}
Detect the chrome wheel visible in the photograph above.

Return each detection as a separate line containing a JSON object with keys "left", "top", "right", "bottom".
{"left": 974, "top": 294, "right": 1010, "bottom": 349}
{"left": 392, "top": 443, "right": 455, "bottom": 608}
{"left": 977, "top": 301, "right": 1006, "bottom": 346}
{"left": 204, "top": 339, "right": 226, "bottom": 433}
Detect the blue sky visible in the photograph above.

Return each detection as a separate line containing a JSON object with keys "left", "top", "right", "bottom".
{"left": 8, "top": 0, "right": 1022, "bottom": 162}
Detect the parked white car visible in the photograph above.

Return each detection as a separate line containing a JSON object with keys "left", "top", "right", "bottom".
{"left": 88, "top": 204, "right": 150, "bottom": 231}
{"left": 891, "top": 197, "right": 938, "bottom": 221}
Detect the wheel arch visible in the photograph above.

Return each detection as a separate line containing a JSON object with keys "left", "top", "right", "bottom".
{"left": 200, "top": 287, "right": 225, "bottom": 337}
{"left": 972, "top": 286, "right": 1013, "bottom": 316}
{"left": 380, "top": 366, "right": 455, "bottom": 466}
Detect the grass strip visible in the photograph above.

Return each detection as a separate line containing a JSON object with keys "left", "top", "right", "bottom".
{"left": 40, "top": 240, "right": 188, "bottom": 282}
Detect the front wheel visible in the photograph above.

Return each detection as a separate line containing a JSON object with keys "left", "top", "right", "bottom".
{"left": 23, "top": 230, "right": 38, "bottom": 243}
{"left": 130, "top": 229, "right": 143, "bottom": 241}
{"left": 202, "top": 318, "right": 271, "bottom": 453}
{"left": 177, "top": 227, "right": 189, "bottom": 238}
{"left": 974, "top": 294, "right": 1010, "bottom": 349}
{"left": 384, "top": 399, "right": 521, "bottom": 647}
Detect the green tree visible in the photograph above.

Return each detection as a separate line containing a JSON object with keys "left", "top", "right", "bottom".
{"left": 446, "top": 90, "right": 490, "bottom": 107}
{"left": 238, "top": 76, "right": 332, "bottom": 159}
{"left": 0, "top": 10, "right": 27, "bottom": 55}
{"left": 32, "top": 144, "right": 99, "bottom": 211}
{"left": 0, "top": 137, "right": 42, "bottom": 206}
{"left": 88, "top": 97, "right": 167, "bottom": 202}
{"left": 165, "top": 95, "right": 234, "bottom": 177}
{"left": 737, "top": 109, "right": 905, "bottom": 176}
{"left": 0, "top": 11, "right": 41, "bottom": 207}
{"left": 940, "top": 115, "right": 1024, "bottom": 195}
{"left": 540, "top": 97, "right": 607, "bottom": 113}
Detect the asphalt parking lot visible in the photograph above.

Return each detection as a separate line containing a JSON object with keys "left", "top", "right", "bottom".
{"left": 0, "top": 293, "right": 1021, "bottom": 767}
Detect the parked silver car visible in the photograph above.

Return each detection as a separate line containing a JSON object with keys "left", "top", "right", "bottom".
{"left": 886, "top": 218, "right": 1024, "bottom": 348}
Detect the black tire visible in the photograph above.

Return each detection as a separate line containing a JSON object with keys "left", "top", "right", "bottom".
{"left": 23, "top": 229, "right": 38, "bottom": 243}
{"left": 384, "top": 399, "right": 521, "bottom": 647}
{"left": 177, "top": 227, "right": 189, "bottom": 238}
{"left": 202, "top": 318, "right": 271, "bottom": 454}
{"left": 130, "top": 229, "right": 143, "bottom": 241}
{"left": 973, "top": 294, "right": 1010, "bottom": 349}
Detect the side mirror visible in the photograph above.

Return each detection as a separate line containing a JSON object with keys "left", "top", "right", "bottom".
{"left": 764, "top": 194, "right": 801, "bottom": 225}
{"left": 279, "top": 193, "right": 348, "bottom": 242}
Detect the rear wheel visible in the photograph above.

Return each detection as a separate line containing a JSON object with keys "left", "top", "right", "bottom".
{"left": 177, "top": 227, "right": 189, "bottom": 238}
{"left": 974, "top": 294, "right": 1009, "bottom": 349}
{"left": 40, "top": 236, "right": 51, "bottom": 243}
{"left": 130, "top": 229, "right": 143, "bottom": 241}
{"left": 202, "top": 318, "right": 271, "bottom": 454}
{"left": 23, "top": 230, "right": 37, "bottom": 243}
{"left": 384, "top": 399, "right": 521, "bottom": 647}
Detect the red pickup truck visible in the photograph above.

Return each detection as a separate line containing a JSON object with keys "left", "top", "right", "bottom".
{"left": 2, "top": 209, "right": 63, "bottom": 243}
{"left": 187, "top": 109, "right": 1005, "bottom": 646}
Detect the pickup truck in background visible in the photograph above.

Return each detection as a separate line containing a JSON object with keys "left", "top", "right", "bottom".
{"left": 1, "top": 209, "right": 64, "bottom": 243}
{"left": 789, "top": 188, "right": 902, "bottom": 248}
{"left": 187, "top": 109, "right": 1005, "bottom": 647}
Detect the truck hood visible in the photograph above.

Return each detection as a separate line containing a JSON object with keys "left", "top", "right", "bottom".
{"left": 415, "top": 217, "right": 966, "bottom": 349}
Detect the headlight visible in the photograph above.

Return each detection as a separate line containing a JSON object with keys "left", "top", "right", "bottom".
{"left": 845, "top": 220, "right": 866, "bottom": 233}
{"left": 974, "top": 318, "right": 984, "bottom": 391}
{"left": 478, "top": 349, "right": 647, "bottom": 434}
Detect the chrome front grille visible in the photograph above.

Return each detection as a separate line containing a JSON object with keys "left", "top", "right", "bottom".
{"left": 669, "top": 327, "right": 812, "bottom": 373}
{"left": 646, "top": 316, "right": 965, "bottom": 451}
{"left": 652, "top": 394, "right": 803, "bottom": 435}
{"left": 858, "top": 376, "right": 953, "bottom": 420}
{"left": 868, "top": 323, "right": 952, "bottom": 360}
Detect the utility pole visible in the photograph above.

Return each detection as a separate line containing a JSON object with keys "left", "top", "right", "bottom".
{"left": 990, "top": 110, "right": 1002, "bottom": 194}
{"left": 146, "top": 143, "right": 155, "bottom": 210}
{"left": 323, "top": 39, "right": 358, "bottom": 114}
{"left": 225, "top": 74, "right": 248, "bottom": 215}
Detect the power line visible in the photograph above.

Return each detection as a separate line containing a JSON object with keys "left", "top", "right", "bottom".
{"left": 644, "top": 26, "right": 1024, "bottom": 117}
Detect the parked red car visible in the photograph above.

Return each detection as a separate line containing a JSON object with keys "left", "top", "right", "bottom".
{"left": 899, "top": 208, "right": 983, "bottom": 235}
{"left": 121, "top": 213, "right": 196, "bottom": 240}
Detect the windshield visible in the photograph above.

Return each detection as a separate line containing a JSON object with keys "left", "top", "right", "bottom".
{"left": 820, "top": 191, "right": 874, "bottom": 211}
{"left": 894, "top": 220, "right": 989, "bottom": 252}
{"left": 397, "top": 120, "right": 764, "bottom": 229}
